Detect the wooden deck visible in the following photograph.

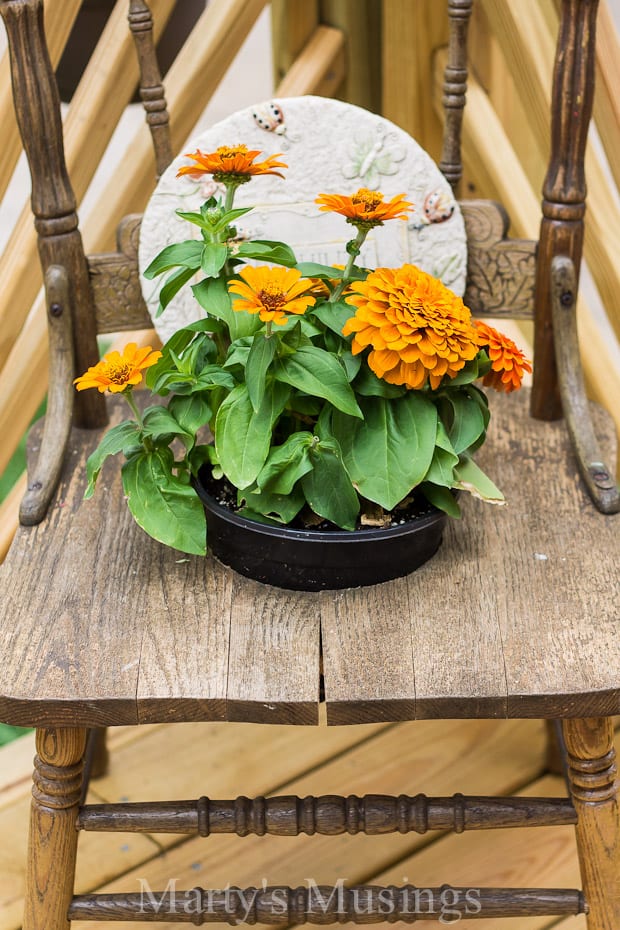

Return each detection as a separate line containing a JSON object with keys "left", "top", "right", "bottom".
{"left": 1, "top": 714, "right": 607, "bottom": 929}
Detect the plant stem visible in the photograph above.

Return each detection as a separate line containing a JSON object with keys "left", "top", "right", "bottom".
{"left": 123, "top": 389, "right": 144, "bottom": 429}
{"left": 224, "top": 183, "right": 238, "bottom": 213}
{"left": 329, "top": 226, "right": 368, "bottom": 303}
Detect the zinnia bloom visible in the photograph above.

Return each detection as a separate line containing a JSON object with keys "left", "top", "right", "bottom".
{"left": 475, "top": 320, "right": 532, "bottom": 392}
{"left": 176, "top": 145, "right": 287, "bottom": 183}
{"left": 74, "top": 344, "right": 162, "bottom": 394}
{"left": 228, "top": 266, "right": 316, "bottom": 325}
{"left": 316, "top": 188, "right": 412, "bottom": 227}
{"left": 343, "top": 264, "right": 479, "bottom": 390}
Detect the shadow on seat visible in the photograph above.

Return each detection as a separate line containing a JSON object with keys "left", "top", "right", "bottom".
{"left": 0, "top": 0, "right": 618, "bottom": 928}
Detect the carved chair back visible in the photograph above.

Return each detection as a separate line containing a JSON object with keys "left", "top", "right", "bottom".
{"left": 1, "top": 0, "right": 617, "bottom": 522}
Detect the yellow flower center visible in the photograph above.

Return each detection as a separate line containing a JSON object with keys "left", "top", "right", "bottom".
{"left": 258, "top": 285, "right": 287, "bottom": 311}
{"left": 103, "top": 360, "right": 132, "bottom": 385}
{"left": 352, "top": 189, "right": 384, "bottom": 212}
{"left": 216, "top": 145, "right": 248, "bottom": 159}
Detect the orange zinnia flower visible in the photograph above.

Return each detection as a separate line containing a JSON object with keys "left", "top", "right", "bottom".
{"left": 343, "top": 264, "right": 479, "bottom": 390}
{"left": 315, "top": 188, "right": 413, "bottom": 227}
{"left": 74, "top": 343, "right": 162, "bottom": 394}
{"left": 228, "top": 266, "right": 316, "bottom": 325}
{"left": 176, "top": 145, "right": 287, "bottom": 183}
{"left": 475, "top": 320, "right": 532, "bottom": 393}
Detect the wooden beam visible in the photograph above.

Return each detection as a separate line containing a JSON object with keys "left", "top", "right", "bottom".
{"left": 0, "top": 0, "right": 82, "bottom": 200}
{"left": 320, "top": 0, "right": 382, "bottom": 113}
{"left": 0, "top": 472, "right": 26, "bottom": 564}
{"left": 382, "top": 0, "right": 448, "bottom": 161}
{"left": 594, "top": 1, "right": 620, "bottom": 191}
{"left": 275, "top": 25, "right": 345, "bottom": 99}
{"left": 270, "top": 0, "right": 319, "bottom": 88}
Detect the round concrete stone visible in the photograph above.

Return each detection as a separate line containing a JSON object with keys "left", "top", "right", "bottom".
{"left": 139, "top": 95, "right": 467, "bottom": 341}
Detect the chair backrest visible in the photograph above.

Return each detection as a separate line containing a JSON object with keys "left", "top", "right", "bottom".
{"left": 1, "top": 0, "right": 616, "bottom": 520}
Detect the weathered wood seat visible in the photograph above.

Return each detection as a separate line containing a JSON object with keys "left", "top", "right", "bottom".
{"left": 1, "top": 389, "right": 618, "bottom": 729}
{"left": 1, "top": 0, "right": 619, "bottom": 928}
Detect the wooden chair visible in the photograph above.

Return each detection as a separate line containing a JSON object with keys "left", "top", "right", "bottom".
{"left": 0, "top": 0, "right": 619, "bottom": 927}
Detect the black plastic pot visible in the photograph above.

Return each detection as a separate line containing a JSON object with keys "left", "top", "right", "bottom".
{"left": 194, "top": 469, "right": 448, "bottom": 591}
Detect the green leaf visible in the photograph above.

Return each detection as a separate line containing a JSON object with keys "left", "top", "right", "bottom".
{"left": 301, "top": 443, "right": 359, "bottom": 530}
{"left": 295, "top": 262, "right": 366, "bottom": 281}
{"left": 122, "top": 449, "right": 206, "bottom": 555}
{"left": 240, "top": 483, "right": 305, "bottom": 524}
{"left": 332, "top": 394, "right": 438, "bottom": 510}
{"left": 274, "top": 346, "right": 362, "bottom": 418}
{"left": 146, "top": 320, "right": 221, "bottom": 390}
{"left": 420, "top": 483, "right": 461, "bottom": 518}
{"left": 215, "top": 382, "right": 289, "bottom": 488}
{"left": 84, "top": 420, "right": 141, "bottom": 498}
{"left": 175, "top": 210, "right": 209, "bottom": 227}
{"left": 423, "top": 419, "right": 459, "bottom": 487}
{"left": 444, "top": 356, "right": 480, "bottom": 386}
{"left": 193, "top": 277, "right": 262, "bottom": 340}
{"left": 311, "top": 299, "right": 356, "bottom": 336}
{"left": 143, "top": 240, "right": 203, "bottom": 278}
{"left": 156, "top": 266, "right": 197, "bottom": 317}
{"left": 353, "top": 365, "right": 407, "bottom": 398}
{"left": 295, "top": 262, "right": 345, "bottom": 279}
{"left": 142, "top": 406, "right": 194, "bottom": 450}
{"left": 453, "top": 456, "right": 505, "bottom": 504}
{"left": 168, "top": 393, "right": 212, "bottom": 435}
{"left": 200, "top": 242, "right": 228, "bottom": 277}
{"left": 212, "top": 205, "right": 252, "bottom": 233}
{"left": 256, "top": 432, "right": 314, "bottom": 494}
{"left": 234, "top": 239, "right": 297, "bottom": 267}
{"left": 446, "top": 389, "right": 487, "bottom": 454}
{"left": 246, "top": 333, "right": 277, "bottom": 412}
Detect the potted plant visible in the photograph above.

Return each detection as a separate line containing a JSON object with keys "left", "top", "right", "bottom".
{"left": 75, "top": 145, "right": 531, "bottom": 590}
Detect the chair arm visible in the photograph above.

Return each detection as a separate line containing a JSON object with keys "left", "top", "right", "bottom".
{"left": 551, "top": 254, "right": 620, "bottom": 514}
{"left": 19, "top": 265, "right": 74, "bottom": 525}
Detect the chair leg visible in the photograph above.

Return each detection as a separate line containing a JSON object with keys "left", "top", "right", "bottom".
{"left": 545, "top": 719, "right": 568, "bottom": 776}
{"left": 562, "top": 717, "right": 620, "bottom": 930}
{"left": 23, "top": 728, "right": 87, "bottom": 930}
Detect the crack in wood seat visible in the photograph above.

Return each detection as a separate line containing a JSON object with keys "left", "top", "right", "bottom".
{"left": 1, "top": 389, "right": 617, "bottom": 730}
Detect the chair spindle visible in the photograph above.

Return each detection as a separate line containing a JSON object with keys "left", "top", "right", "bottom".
{"left": 128, "top": 0, "right": 174, "bottom": 178}
{"left": 531, "top": 0, "right": 599, "bottom": 421}
{"left": 439, "top": 0, "right": 473, "bottom": 196}
{"left": 0, "top": 0, "right": 106, "bottom": 429}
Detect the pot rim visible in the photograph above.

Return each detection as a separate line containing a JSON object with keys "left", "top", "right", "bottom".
{"left": 195, "top": 469, "right": 445, "bottom": 545}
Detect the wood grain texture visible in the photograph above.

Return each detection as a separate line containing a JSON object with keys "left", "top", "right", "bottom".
{"left": 563, "top": 718, "right": 620, "bottom": 929}
{"left": 275, "top": 25, "right": 346, "bottom": 99}
{"left": 67, "top": 885, "right": 585, "bottom": 922}
{"left": 226, "top": 576, "right": 320, "bottom": 724}
{"left": 23, "top": 728, "right": 86, "bottom": 930}
{"left": 77, "top": 793, "right": 576, "bottom": 835}
{"left": 323, "top": 389, "right": 620, "bottom": 724}
{"left": 19, "top": 265, "right": 74, "bottom": 526}
{"left": 0, "top": 392, "right": 618, "bottom": 727}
